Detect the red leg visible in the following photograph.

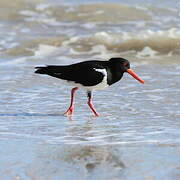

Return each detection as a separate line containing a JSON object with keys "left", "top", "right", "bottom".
{"left": 64, "top": 87, "right": 78, "bottom": 116}
{"left": 87, "top": 91, "right": 100, "bottom": 117}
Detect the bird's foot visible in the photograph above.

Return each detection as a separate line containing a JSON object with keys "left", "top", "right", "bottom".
{"left": 64, "top": 106, "right": 74, "bottom": 116}
{"left": 93, "top": 112, "right": 100, "bottom": 117}
{"left": 87, "top": 101, "right": 100, "bottom": 117}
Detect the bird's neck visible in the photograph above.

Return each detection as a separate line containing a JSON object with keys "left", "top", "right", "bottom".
{"left": 107, "top": 68, "right": 124, "bottom": 85}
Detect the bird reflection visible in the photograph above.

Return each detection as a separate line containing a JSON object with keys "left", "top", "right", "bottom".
{"left": 32, "top": 118, "right": 125, "bottom": 178}
{"left": 60, "top": 145, "right": 125, "bottom": 173}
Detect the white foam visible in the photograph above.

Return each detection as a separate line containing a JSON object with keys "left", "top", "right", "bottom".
{"left": 20, "top": 28, "right": 31, "bottom": 33}
{"left": 0, "top": 57, "right": 27, "bottom": 66}
{"left": 34, "top": 44, "right": 59, "bottom": 57}
{"left": 90, "top": 45, "right": 116, "bottom": 59}
{"left": 20, "top": 9, "right": 60, "bottom": 26}
{"left": 168, "top": 28, "right": 180, "bottom": 38}
{"left": 38, "top": 18, "right": 60, "bottom": 26}
{"left": 62, "top": 36, "right": 79, "bottom": 46}
{"left": 136, "top": 46, "right": 159, "bottom": 58}
{"left": 95, "top": 32, "right": 116, "bottom": 44}
{"left": 121, "top": 28, "right": 180, "bottom": 41}
{"left": 91, "top": 45, "right": 107, "bottom": 53}
{"left": 19, "top": 10, "right": 38, "bottom": 17}
{"left": 36, "top": 3, "right": 51, "bottom": 11}
{"left": 81, "top": 23, "right": 96, "bottom": 29}
{"left": 121, "top": 32, "right": 132, "bottom": 41}
{"left": 95, "top": 10, "right": 104, "bottom": 14}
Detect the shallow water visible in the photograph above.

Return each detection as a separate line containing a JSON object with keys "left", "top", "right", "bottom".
{"left": 0, "top": 0, "right": 180, "bottom": 179}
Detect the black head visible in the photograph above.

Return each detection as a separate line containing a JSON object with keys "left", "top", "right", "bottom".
{"left": 108, "top": 57, "right": 144, "bottom": 84}
{"left": 108, "top": 57, "right": 130, "bottom": 73}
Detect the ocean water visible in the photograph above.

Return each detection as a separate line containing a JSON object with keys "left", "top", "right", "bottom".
{"left": 0, "top": 0, "right": 180, "bottom": 179}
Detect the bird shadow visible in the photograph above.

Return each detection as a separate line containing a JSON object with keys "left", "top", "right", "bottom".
{"left": 0, "top": 112, "right": 62, "bottom": 117}
{"left": 0, "top": 112, "right": 101, "bottom": 120}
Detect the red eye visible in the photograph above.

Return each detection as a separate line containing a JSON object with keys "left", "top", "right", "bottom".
{"left": 123, "top": 62, "right": 128, "bottom": 67}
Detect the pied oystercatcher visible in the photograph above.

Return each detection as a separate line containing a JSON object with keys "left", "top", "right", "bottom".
{"left": 35, "top": 57, "right": 144, "bottom": 116}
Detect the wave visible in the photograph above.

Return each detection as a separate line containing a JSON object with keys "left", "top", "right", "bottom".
{"left": 66, "top": 29, "right": 180, "bottom": 54}
{"left": 4, "top": 28, "right": 180, "bottom": 57}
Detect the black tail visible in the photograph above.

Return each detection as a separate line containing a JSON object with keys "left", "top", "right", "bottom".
{"left": 35, "top": 66, "right": 48, "bottom": 74}
{"left": 34, "top": 65, "right": 66, "bottom": 79}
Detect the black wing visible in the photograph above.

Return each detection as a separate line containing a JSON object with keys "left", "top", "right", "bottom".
{"left": 35, "top": 60, "right": 107, "bottom": 86}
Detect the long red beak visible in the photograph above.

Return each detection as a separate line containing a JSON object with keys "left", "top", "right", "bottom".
{"left": 126, "top": 69, "right": 145, "bottom": 84}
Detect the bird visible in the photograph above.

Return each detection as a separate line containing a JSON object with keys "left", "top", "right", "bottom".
{"left": 35, "top": 57, "right": 144, "bottom": 117}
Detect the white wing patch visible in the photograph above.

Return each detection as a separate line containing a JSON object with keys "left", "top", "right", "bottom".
{"left": 87, "top": 68, "right": 109, "bottom": 90}
{"left": 93, "top": 68, "right": 107, "bottom": 76}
